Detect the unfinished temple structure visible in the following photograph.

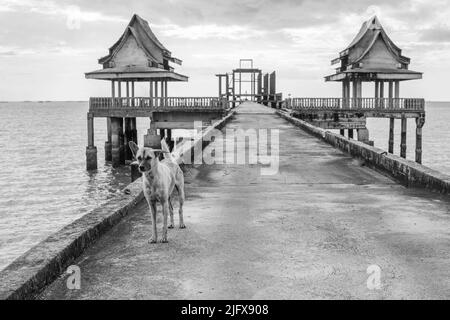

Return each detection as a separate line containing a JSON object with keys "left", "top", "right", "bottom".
{"left": 85, "top": 14, "right": 226, "bottom": 170}
{"left": 289, "top": 16, "right": 425, "bottom": 163}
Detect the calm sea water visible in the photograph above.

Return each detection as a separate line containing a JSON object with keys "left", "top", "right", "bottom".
{"left": 0, "top": 101, "right": 449, "bottom": 271}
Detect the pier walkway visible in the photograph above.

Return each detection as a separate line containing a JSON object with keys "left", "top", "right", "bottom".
{"left": 41, "top": 102, "right": 450, "bottom": 299}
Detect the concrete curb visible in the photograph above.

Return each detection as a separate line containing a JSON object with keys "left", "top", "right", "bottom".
{"left": 276, "top": 109, "right": 450, "bottom": 194}
{"left": 0, "top": 110, "right": 236, "bottom": 300}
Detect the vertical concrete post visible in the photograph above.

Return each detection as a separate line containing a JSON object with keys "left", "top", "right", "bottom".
{"left": 352, "top": 79, "right": 357, "bottom": 108}
{"left": 164, "top": 81, "right": 168, "bottom": 107}
{"left": 111, "top": 117, "right": 124, "bottom": 167}
{"left": 415, "top": 117, "right": 424, "bottom": 164}
{"left": 400, "top": 116, "right": 407, "bottom": 159}
{"left": 395, "top": 80, "right": 400, "bottom": 109}
{"left": 155, "top": 80, "right": 159, "bottom": 107}
{"left": 379, "top": 80, "right": 384, "bottom": 108}
{"left": 149, "top": 80, "right": 153, "bottom": 107}
{"left": 374, "top": 80, "right": 379, "bottom": 108}
{"left": 389, "top": 118, "right": 395, "bottom": 154}
{"left": 232, "top": 72, "right": 236, "bottom": 108}
{"left": 105, "top": 118, "right": 112, "bottom": 161}
{"left": 166, "top": 129, "right": 173, "bottom": 151}
{"left": 225, "top": 73, "right": 230, "bottom": 105}
{"left": 86, "top": 113, "right": 97, "bottom": 171}
{"left": 218, "top": 76, "right": 222, "bottom": 98}
{"left": 388, "top": 80, "right": 394, "bottom": 109}
{"left": 117, "top": 80, "right": 122, "bottom": 106}
{"left": 124, "top": 118, "right": 133, "bottom": 161}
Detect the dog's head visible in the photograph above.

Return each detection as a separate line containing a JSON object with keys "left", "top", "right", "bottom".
{"left": 129, "top": 141, "right": 166, "bottom": 173}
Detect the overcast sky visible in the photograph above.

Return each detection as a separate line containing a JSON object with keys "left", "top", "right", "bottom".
{"left": 1, "top": 0, "right": 450, "bottom": 101}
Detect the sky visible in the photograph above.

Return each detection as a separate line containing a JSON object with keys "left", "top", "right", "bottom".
{"left": 1, "top": 0, "right": 450, "bottom": 101}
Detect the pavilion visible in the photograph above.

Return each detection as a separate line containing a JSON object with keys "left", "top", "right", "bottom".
{"left": 85, "top": 14, "right": 188, "bottom": 170}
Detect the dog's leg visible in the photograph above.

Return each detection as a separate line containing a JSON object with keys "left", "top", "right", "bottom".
{"left": 149, "top": 201, "right": 158, "bottom": 243}
{"left": 168, "top": 197, "right": 175, "bottom": 229}
{"left": 160, "top": 200, "right": 169, "bottom": 243}
{"left": 177, "top": 184, "right": 186, "bottom": 229}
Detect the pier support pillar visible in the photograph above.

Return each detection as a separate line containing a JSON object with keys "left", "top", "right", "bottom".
{"left": 131, "top": 117, "right": 138, "bottom": 144}
{"left": 357, "top": 128, "right": 373, "bottom": 146}
{"left": 86, "top": 113, "right": 97, "bottom": 171}
{"left": 415, "top": 116, "right": 425, "bottom": 164}
{"left": 105, "top": 117, "right": 112, "bottom": 161}
{"left": 389, "top": 118, "right": 395, "bottom": 154}
{"left": 111, "top": 117, "right": 124, "bottom": 167}
{"left": 124, "top": 118, "right": 133, "bottom": 161}
{"left": 400, "top": 116, "right": 407, "bottom": 159}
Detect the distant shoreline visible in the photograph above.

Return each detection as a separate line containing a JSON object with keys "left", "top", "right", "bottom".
{"left": 1, "top": 100, "right": 450, "bottom": 103}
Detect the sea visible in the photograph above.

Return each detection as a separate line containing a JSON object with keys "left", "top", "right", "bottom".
{"left": 0, "top": 101, "right": 449, "bottom": 271}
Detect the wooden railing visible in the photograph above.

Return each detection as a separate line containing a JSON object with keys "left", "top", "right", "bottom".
{"left": 286, "top": 98, "right": 425, "bottom": 111}
{"left": 89, "top": 97, "right": 228, "bottom": 111}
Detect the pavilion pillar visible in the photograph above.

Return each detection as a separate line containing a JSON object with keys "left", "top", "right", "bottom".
{"left": 388, "top": 80, "right": 394, "bottom": 109}
{"left": 86, "top": 113, "right": 97, "bottom": 171}
{"left": 155, "top": 80, "right": 159, "bottom": 107}
{"left": 374, "top": 80, "right": 379, "bottom": 108}
{"left": 105, "top": 81, "right": 115, "bottom": 161}
{"left": 111, "top": 117, "right": 124, "bottom": 167}
{"left": 342, "top": 81, "right": 347, "bottom": 108}
{"left": 218, "top": 76, "right": 222, "bottom": 98}
{"left": 164, "top": 80, "right": 168, "bottom": 105}
{"left": 117, "top": 80, "right": 122, "bottom": 105}
{"left": 394, "top": 80, "right": 400, "bottom": 109}
{"left": 389, "top": 118, "right": 395, "bottom": 154}
{"left": 415, "top": 117, "right": 425, "bottom": 164}
{"left": 352, "top": 80, "right": 357, "bottom": 108}
{"left": 226, "top": 73, "right": 230, "bottom": 105}
{"left": 232, "top": 72, "right": 236, "bottom": 108}
{"left": 149, "top": 80, "right": 154, "bottom": 107}
{"left": 400, "top": 116, "right": 407, "bottom": 159}
{"left": 379, "top": 80, "right": 385, "bottom": 108}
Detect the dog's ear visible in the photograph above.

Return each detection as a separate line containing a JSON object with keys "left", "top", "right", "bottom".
{"left": 129, "top": 141, "right": 139, "bottom": 158}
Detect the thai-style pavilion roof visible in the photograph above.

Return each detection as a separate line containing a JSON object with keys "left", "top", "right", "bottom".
{"left": 86, "top": 14, "right": 187, "bottom": 82}
{"left": 325, "top": 16, "right": 422, "bottom": 82}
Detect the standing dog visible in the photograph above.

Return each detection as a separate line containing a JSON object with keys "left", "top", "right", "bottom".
{"left": 129, "top": 139, "right": 185, "bottom": 243}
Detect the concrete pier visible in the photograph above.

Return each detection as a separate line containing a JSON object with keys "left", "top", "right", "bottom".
{"left": 42, "top": 103, "right": 450, "bottom": 300}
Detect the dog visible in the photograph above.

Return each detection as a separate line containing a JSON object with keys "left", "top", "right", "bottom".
{"left": 129, "top": 139, "right": 185, "bottom": 243}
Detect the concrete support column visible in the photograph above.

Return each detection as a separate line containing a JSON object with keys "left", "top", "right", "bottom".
{"left": 111, "top": 117, "right": 124, "bottom": 167}
{"left": 415, "top": 117, "right": 425, "bottom": 164}
{"left": 388, "top": 80, "right": 394, "bottom": 109}
{"left": 105, "top": 118, "right": 112, "bottom": 161}
{"left": 219, "top": 76, "right": 222, "bottom": 98}
{"left": 164, "top": 81, "right": 168, "bottom": 106}
{"left": 154, "top": 80, "right": 159, "bottom": 107}
{"left": 131, "top": 81, "right": 135, "bottom": 106}
{"left": 379, "top": 80, "right": 385, "bottom": 108}
{"left": 149, "top": 80, "right": 153, "bottom": 107}
{"left": 389, "top": 118, "right": 395, "bottom": 154}
{"left": 124, "top": 118, "right": 133, "bottom": 161}
{"left": 357, "top": 128, "right": 372, "bottom": 146}
{"left": 86, "top": 113, "right": 97, "bottom": 171}
{"left": 395, "top": 80, "right": 400, "bottom": 109}
{"left": 352, "top": 80, "right": 357, "bottom": 108}
{"left": 400, "top": 116, "right": 407, "bottom": 159}
{"left": 232, "top": 72, "right": 236, "bottom": 108}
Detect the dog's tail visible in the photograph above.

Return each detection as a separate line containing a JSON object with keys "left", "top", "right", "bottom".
{"left": 161, "top": 138, "right": 174, "bottom": 161}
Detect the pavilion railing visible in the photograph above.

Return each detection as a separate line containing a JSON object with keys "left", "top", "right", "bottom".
{"left": 89, "top": 97, "right": 228, "bottom": 111}
{"left": 286, "top": 98, "right": 425, "bottom": 111}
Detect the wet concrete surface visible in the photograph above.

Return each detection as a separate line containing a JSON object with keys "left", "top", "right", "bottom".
{"left": 40, "top": 102, "right": 450, "bottom": 299}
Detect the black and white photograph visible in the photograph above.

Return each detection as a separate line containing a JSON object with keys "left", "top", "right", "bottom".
{"left": 0, "top": 0, "right": 449, "bottom": 306}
